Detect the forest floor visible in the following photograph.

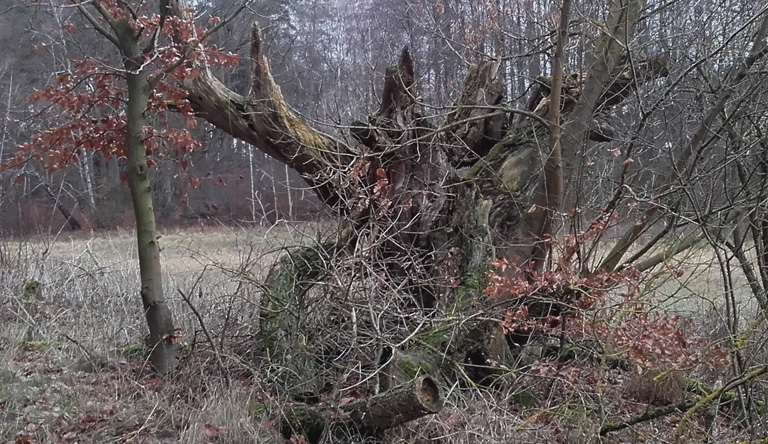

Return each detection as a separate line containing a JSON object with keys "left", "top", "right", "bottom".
{"left": 0, "top": 223, "right": 319, "bottom": 443}
{"left": 0, "top": 223, "right": 765, "bottom": 443}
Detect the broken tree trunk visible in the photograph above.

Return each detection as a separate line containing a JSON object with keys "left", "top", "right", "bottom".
{"left": 168, "top": 0, "right": 669, "bottom": 387}
{"left": 179, "top": 19, "right": 356, "bottom": 208}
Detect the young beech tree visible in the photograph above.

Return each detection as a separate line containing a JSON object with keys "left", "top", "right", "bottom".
{"left": 9, "top": 1, "right": 239, "bottom": 374}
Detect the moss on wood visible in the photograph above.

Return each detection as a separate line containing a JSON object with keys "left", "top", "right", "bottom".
{"left": 22, "top": 280, "right": 43, "bottom": 300}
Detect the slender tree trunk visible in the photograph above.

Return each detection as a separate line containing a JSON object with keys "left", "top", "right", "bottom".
{"left": 78, "top": 152, "right": 97, "bottom": 212}
{"left": 28, "top": 170, "right": 82, "bottom": 231}
{"left": 44, "top": 179, "right": 82, "bottom": 231}
{"left": 529, "top": 0, "right": 570, "bottom": 272}
{"left": 249, "top": 145, "right": 257, "bottom": 223}
{"left": 118, "top": 25, "right": 177, "bottom": 375}
{"left": 272, "top": 166, "right": 280, "bottom": 221}
{"left": 285, "top": 164, "right": 293, "bottom": 220}
{"left": 0, "top": 72, "right": 11, "bottom": 164}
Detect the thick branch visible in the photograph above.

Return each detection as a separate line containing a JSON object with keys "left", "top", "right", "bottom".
{"left": 633, "top": 232, "right": 703, "bottom": 272}
{"left": 75, "top": 3, "right": 120, "bottom": 47}
{"left": 600, "top": 400, "right": 696, "bottom": 436}
{"left": 444, "top": 60, "right": 505, "bottom": 166}
{"left": 466, "top": 1, "right": 667, "bottom": 269}
{"left": 243, "top": 24, "right": 354, "bottom": 206}
{"left": 166, "top": 0, "right": 353, "bottom": 206}
{"left": 675, "top": 364, "right": 768, "bottom": 443}
{"left": 559, "top": 0, "right": 643, "bottom": 164}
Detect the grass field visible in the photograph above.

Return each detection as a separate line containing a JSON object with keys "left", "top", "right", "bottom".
{"left": 0, "top": 223, "right": 766, "bottom": 443}
{"left": 0, "top": 222, "right": 330, "bottom": 443}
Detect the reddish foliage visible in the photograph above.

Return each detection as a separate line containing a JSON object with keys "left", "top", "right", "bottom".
{"left": 203, "top": 423, "right": 229, "bottom": 438}
{"left": 373, "top": 167, "right": 391, "bottom": 215}
{"left": 577, "top": 298, "right": 729, "bottom": 369}
{"left": 6, "top": 3, "right": 237, "bottom": 173}
{"left": 346, "top": 154, "right": 393, "bottom": 216}
{"left": 485, "top": 216, "right": 728, "bottom": 370}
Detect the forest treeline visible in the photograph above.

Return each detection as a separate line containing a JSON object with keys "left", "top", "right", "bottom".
{"left": 0, "top": 0, "right": 678, "bottom": 233}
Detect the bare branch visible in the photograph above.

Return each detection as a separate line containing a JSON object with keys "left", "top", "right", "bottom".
{"left": 601, "top": 8, "right": 768, "bottom": 271}
{"left": 74, "top": 2, "right": 120, "bottom": 47}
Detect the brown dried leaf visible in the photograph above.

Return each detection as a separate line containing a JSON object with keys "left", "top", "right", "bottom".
{"left": 203, "top": 423, "right": 229, "bottom": 438}
{"left": 290, "top": 435, "right": 310, "bottom": 444}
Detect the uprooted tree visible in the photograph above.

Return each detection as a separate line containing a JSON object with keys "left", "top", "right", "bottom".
{"left": 164, "top": 0, "right": 768, "bottom": 414}
{"left": 171, "top": 0, "right": 674, "bottom": 380}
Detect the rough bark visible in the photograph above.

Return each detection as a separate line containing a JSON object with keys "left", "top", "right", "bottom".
{"left": 560, "top": 0, "right": 645, "bottom": 172}
{"left": 178, "top": 19, "right": 355, "bottom": 208}
{"left": 341, "top": 376, "right": 442, "bottom": 430}
{"left": 173, "top": 0, "right": 665, "bottom": 276}
{"left": 443, "top": 59, "right": 505, "bottom": 166}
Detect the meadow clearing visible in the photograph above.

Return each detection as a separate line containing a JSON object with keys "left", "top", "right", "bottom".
{"left": 0, "top": 223, "right": 326, "bottom": 443}
{"left": 0, "top": 223, "right": 765, "bottom": 443}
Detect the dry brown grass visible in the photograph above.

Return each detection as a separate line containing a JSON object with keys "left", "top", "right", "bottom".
{"left": 0, "top": 222, "right": 325, "bottom": 443}
{"left": 1, "top": 225, "right": 766, "bottom": 443}
{"left": 624, "top": 367, "right": 685, "bottom": 406}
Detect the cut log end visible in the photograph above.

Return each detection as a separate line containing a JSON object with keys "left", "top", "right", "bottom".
{"left": 346, "top": 376, "right": 444, "bottom": 430}
{"left": 416, "top": 377, "right": 441, "bottom": 412}
{"left": 276, "top": 377, "right": 444, "bottom": 444}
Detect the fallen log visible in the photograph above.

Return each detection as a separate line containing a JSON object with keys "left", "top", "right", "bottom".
{"left": 279, "top": 376, "right": 443, "bottom": 443}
